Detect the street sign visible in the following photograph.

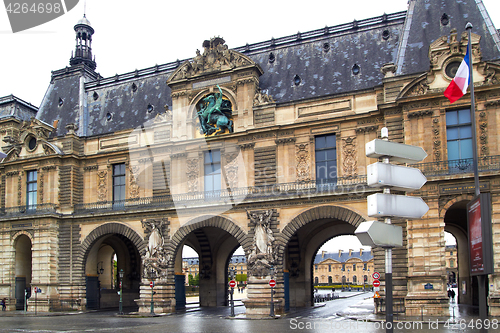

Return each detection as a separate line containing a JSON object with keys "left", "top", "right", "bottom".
{"left": 367, "top": 162, "right": 427, "bottom": 192}
{"left": 367, "top": 193, "right": 429, "bottom": 219}
{"left": 150, "top": 281, "right": 154, "bottom": 288}
{"left": 372, "top": 272, "right": 380, "bottom": 280}
{"left": 355, "top": 220, "right": 403, "bottom": 247}
{"left": 366, "top": 139, "right": 427, "bottom": 164}
{"left": 229, "top": 280, "right": 236, "bottom": 288}
{"left": 374, "top": 291, "right": 380, "bottom": 298}
{"left": 269, "top": 279, "right": 276, "bottom": 288}
{"left": 373, "top": 280, "right": 381, "bottom": 287}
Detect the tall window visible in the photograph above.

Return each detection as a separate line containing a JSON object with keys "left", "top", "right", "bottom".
{"left": 328, "top": 265, "right": 331, "bottom": 272}
{"left": 113, "top": 163, "right": 126, "bottom": 204}
{"left": 353, "top": 264, "right": 356, "bottom": 271}
{"left": 446, "top": 109, "right": 473, "bottom": 165}
{"left": 315, "top": 134, "right": 337, "bottom": 185}
{"left": 204, "top": 150, "right": 221, "bottom": 193}
{"left": 26, "top": 170, "right": 37, "bottom": 210}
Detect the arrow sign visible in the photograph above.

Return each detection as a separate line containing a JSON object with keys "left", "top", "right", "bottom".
{"left": 367, "top": 193, "right": 429, "bottom": 219}
{"left": 366, "top": 139, "right": 427, "bottom": 164}
{"left": 355, "top": 220, "right": 403, "bottom": 247}
{"left": 367, "top": 162, "right": 427, "bottom": 192}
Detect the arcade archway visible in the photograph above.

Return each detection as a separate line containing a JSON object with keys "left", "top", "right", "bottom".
{"left": 14, "top": 233, "right": 32, "bottom": 310}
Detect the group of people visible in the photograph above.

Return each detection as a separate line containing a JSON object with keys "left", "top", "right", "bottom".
{"left": 447, "top": 288, "right": 456, "bottom": 301}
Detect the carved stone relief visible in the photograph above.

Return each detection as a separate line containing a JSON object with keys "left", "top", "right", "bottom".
{"left": 432, "top": 117, "right": 441, "bottom": 160}
{"left": 253, "top": 87, "right": 275, "bottom": 106}
{"left": 296, "top": 143, "right": 310, "bottom": 182}
{"left": 97, "top": 170, "right": 107, "bottom": 202}
{"left": 129, "top": 165, "right": 140, "bottom": 199}
{"left": 342, "top": 137, "right": 357, "bottom": 177}
{"left": 247, "top": 209, "right": 277, "bottom": 277}
{"left": 479, "top": 111, "right": 488, "bottom": 156}
{"left": 142, "top": 218, "right": 170, "bottom": 280}
{"left": 224, "top": 153, "right": 238, "bottom": 189}
{"left": 186, "top": 158, "right": 199, "bottom": 193}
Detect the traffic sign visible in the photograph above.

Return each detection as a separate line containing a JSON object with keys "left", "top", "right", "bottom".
{"left": 229, "top": 280, "right": 236, "bottom": 288}
{"left": 355, "top": 220, "right": 403, "bottom": 247}
{"left": 150, "top": 281, "right": 154, "bottom": 288}
{"left": 366, "top": 139, "right": 427, "bottom": 164}
{"left": 367, "top": 193, "right": 429, "bottom": 219}
{"left": 374, "top": 291, "right": 380, "bottom": 298}
{"left": 367, "top": 162, "right": 427, "bottom": 192}
{"left": 373, "top": 280, "right": 381, "bottom": 287}
{"left": 269, "top": 279, "right": 276, "bottom": 288}
{"left": 373, "top": 272, "right": 380, "bottom": 280}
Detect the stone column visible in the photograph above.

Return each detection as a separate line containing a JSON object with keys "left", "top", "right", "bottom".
{"left": 242, "top": 209, "right": 283, "bottom": 317}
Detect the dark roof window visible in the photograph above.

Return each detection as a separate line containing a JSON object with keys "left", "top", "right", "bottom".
{"left": 132, "top": 83, "right": 138, "bottom": 92}
{"left": 93, "top": 91, "right": 99, "bottom": 101}
{"left": 323, "top": 42, "right": 330, "bottom": 52}
{"left": 294, "top": 75, "right": 301, "bottom": 86}
{"left": 441, "top": 13, "right": 449, "bottom": 26}
{"left": 58, "top": 97, "right": 64, "bottom": 107}
{"left": 269, "top": 52, "right": 275, "bottom": 63}
{"left": 147, "top": 104, "right": 154, "bottom": 113}
{"left": 352, "top": 64, "right": 360, "bottom": 75}
{"left": 382, "top": 30, "right": 390, "bottom": 40}
{"left": 106, "top": 112, "right": 112, "bottom": 121}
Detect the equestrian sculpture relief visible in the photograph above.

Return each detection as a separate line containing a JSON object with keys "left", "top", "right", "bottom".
{"left": 196, "top": 84, "right": 233, "bottom": 136}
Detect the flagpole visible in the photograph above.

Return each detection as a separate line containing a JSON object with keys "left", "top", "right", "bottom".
{"left": 466, "top": 22, "right": 488, "bottom": 329}
{"left": 466, "top": 23, "right": 480, "bottom": 197}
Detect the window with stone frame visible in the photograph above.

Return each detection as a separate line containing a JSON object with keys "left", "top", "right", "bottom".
{"left": 446, "top": 109, "right": 473, "bottom": 172}
{"left": 112, "top": 163, "right": 126, "bottom": 204}
{"left": 26, "top": 170, "right": 37, "bottom": 210}
{"left": 315, "top": 134, "right": 337, "bottom": 185}
{"left": 204, "top": 150, "right": 221, "bottom": 193}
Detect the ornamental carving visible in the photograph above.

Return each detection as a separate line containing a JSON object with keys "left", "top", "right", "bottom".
{"left": 432, "top": 117, "right": 441, "bottom": 160}
{"left": 142, "top": 218, "right": 170, "bottom": 280}
{"left": 97, "top": 170, "right": 107, "bottom": 202}
{"left": 253, "top": 87, "right": 275, "bottom": 106}
{"left": 129, "top": 165, "right": 140, "bottom": 199}
{"left": 247, "top": 209, "right": 277, "bottom": 277}
{"left": 479, "top": 111, "right": 488, "bottom": 156}
{"left": 153, "top": 105, "right": 173, "bottom": 123}
{"left": 168, "top": 37, "right": 254, "bottom": 82}
{"left": 342, "top": 137, "right": 357, "bottom": 177}
{"left": 296, "top": 143, "right": 310, "bottom": 182}
{"left": 186, "top": 158, "right": 199, "bottom": 193}
{"left": 224, "top": 153, "right": 238, "bottom": 189}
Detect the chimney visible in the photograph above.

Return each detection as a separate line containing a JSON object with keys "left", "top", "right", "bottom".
{"left": 349, "top": 249, "right": 352, "bottom": 256}
{"left": 338, "top": 249, "right": 342, "bottom": 257}
{"left": 360, "top": 248, "right": 363, "bottom": 256}
{"left": 321, "top": 250, "right": 326, "bottom": 259}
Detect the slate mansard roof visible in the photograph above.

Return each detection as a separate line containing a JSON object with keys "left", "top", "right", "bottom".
{"left": 314, "top": 251, "right": 373, "bottom": 265}
{"left": 35, "top": 0, "right": 500, "bottom": 138}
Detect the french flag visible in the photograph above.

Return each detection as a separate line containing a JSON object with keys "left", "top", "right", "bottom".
{"left": 444, "top": 42, "right": 471, "bottom": 103}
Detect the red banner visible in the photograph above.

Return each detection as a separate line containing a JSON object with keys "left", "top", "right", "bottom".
{"left": 468, "top": 197, "right": 483, "bottom": 274}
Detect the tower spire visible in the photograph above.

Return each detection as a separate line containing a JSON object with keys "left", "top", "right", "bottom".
{"left": 69, "top": 15, "right": 96, "bottom": 70}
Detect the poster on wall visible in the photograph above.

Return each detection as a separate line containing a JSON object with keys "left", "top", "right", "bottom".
{"left": 467, "top": 192, "right": 493, "bottom": 276}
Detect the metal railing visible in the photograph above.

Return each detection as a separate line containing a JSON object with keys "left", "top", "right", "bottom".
{"left": 74, "top": 174, "right": 368, "bottom": 214}
{"left": 410, "top": 155, "right": 500, "bottom": 177}
{"left": 0, "top": 203, "right": 58, "bottom": 217}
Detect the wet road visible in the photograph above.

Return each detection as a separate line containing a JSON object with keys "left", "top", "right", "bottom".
{"left": 0, "top": 293, "right": 494, "bottom": 333}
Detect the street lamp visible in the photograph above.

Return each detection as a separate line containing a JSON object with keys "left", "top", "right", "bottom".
{"left": 150, "top": 268, "right": 155, "bottom": 315}
{"left": 97, "top": 261, "right": 104, "bottom": 275}
{"left": 348, "top": 269, "right": 350, "bottom": 291}
{"left": 270, "top": 265, "right": 275, "bottom": 317}
{"left": 119, "top": 269, "right": 124, "bottom": 315}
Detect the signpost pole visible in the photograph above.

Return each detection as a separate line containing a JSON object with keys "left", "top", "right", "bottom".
{"left": 230, "top": 267, "right": 235, "bottom": 317}
{"left": 270, "top": 266, "right": 275, "bottom": 318}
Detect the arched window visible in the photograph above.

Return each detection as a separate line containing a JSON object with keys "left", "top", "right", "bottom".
{"left": 328, "top": 276, "right": 332, "bottom": 284}
{"left": 315, "top": 277, "right": 319, "bottom": 284}
{"left": 353, "top": 276, "right": 357, "bottom": 283}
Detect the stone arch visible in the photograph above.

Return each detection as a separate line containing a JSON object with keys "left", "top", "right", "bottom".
{"left": 11, "top": 230, "right": 34, "bottom": 246}
{"left": 281, "top": 205, "right": 367, "bottom": 246}
{"left": 440, "top": 195, "right": 474, "bottom": 218}
{"left": 168, "top": 215, "right": 248, "bottom": 261}
{"left": 78, "top": 222, "right": 146, "bottom": 277}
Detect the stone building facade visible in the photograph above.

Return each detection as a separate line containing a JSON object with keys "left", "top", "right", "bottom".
{"left": 313, "top": 250, "right": 374, "bottom": 286}
{"left": 1, "top": 0, "right": 500, "bottom": 317}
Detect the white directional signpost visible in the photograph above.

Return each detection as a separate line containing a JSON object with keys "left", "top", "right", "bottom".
{"left": 356, "top": 127, "right": 429, "bottom": 333}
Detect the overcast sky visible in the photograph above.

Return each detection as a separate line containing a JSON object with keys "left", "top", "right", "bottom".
{"left": 1, "top": 0, "right": 499, "bottom": 107}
